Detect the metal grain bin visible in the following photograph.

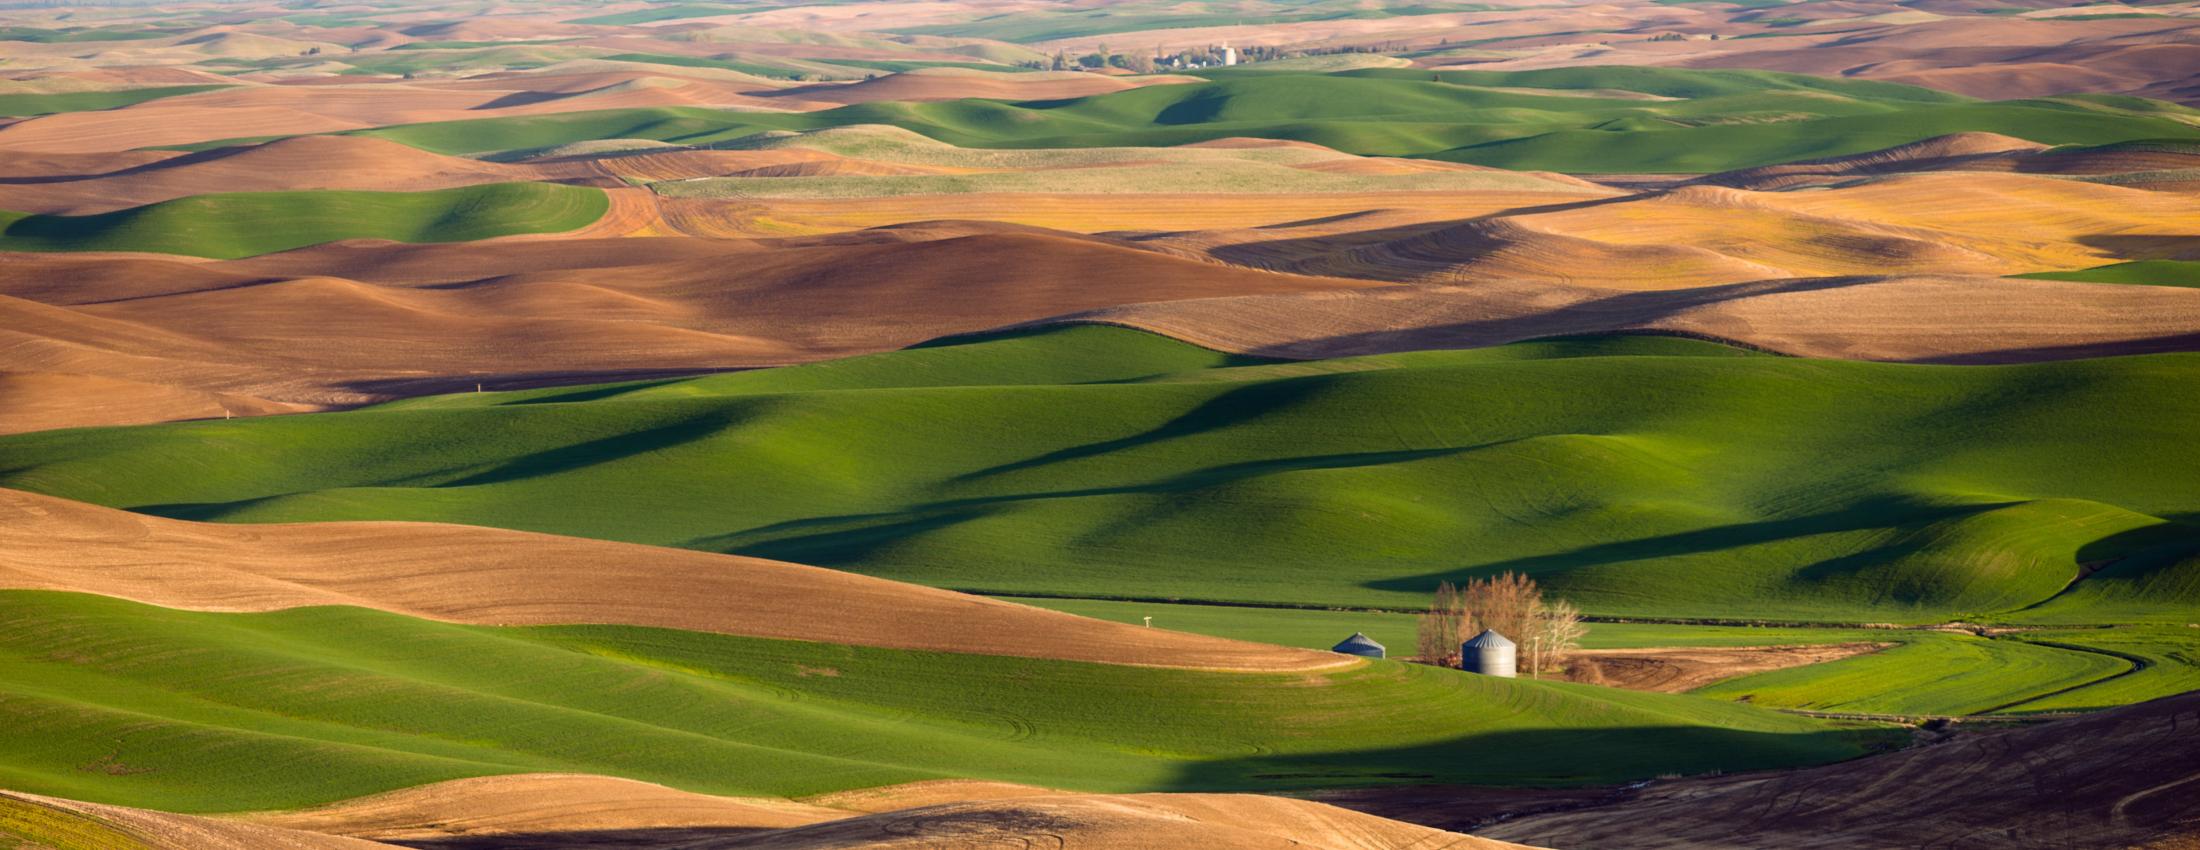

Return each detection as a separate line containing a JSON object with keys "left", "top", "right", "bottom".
{"left": 1461, "top": 629, "right": 1517, "bottom": 678}
{"left": 1330, "top": 632, "right": 1386, "bottom": 659}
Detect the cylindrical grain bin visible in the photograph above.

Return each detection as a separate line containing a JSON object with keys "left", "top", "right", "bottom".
{"left": 1461, "top": 629, "right": 1517, "bottom": 678}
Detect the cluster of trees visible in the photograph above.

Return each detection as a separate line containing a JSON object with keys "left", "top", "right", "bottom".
{"left": 1415, "top": 571, "right": 1586, "bottom": 678}
{"left": 1158, "top": 42, "right": 1392, "bottom": 68}
{"left": 1027, "top": 40, "right": 1421, "bottom": 73}
{"left": 1026, "top": 38, "right": 1434, "bottom": 74}
{"left": 1030, "top": 44, "right": 1139, "bottom": 72}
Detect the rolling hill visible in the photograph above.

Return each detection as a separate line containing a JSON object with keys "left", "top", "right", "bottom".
{"left": 0, "top": 487, "right": 1332, "bottom": 671}
{"left": 0, "top": 589, "right": 1887, "bottom": 812}
{"left": 0, "top": 225, "right": 1378, "bottom": 433}
{"left": 1039, "top": 275, "right": 2200, "bottom": 363}
{"left": 3, "top": 325, "right": 2196, "bottom": 623}
{"left": 0, "top": 84, "right": 229, "bottom": 118}
{"left": 0, "top": 135, "right": 617, "bottom": 215}
{"left": 0, "top": 183, "right": 608, "bottom": 258}
{"left": 1696, "top": 133, "right": 2200, "bottom": 190}
{"left": 4, "top": 781, "right": 1538, "bottom": 850}
{"left": 190, "top": 68, "right": 2198, "bottom": 173}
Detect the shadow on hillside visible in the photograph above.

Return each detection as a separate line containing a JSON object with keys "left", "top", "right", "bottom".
{"left": 2078, "top": 521, "right": 2199, "bottom": 563}
{"left": 1158, "top": 721, "right": 1899, "bottom": 794}
{"left": 332, "top": 366, "right": 754, "bottom": 398}
{"left": 1362, "top": 495, "right": 1999, "bottom": 595}
{"left": 388, "top": 826, "right": 778, "bottom": 849}
{"left": 436, "top": 408, "right": 754, "bottom": 488}
{"left": 1195, "top": 194, "right": 1640, "bottom": 273}
{"left": 467, "top": 90, "right": 574, "bottom": 111}
{"left": 1919, "top": 329, "right": 2200, "bottom": 364}
{"left": 1230, "top": 276, "right": 1870, "bottom": 359}
{"left": 946, "top": 378, "right": 1336, "bottom": 482}
{"left": 381, "top": 726, "right": 1894, "bottom": 848}
{"left": 2077, "top": 234, "right": 2200, "bottom": 261}
{"left": 693, "top": 445, "right": 1475, "bottom": 562}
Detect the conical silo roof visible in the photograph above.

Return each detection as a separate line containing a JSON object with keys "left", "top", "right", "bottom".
{"left": 1332, "top": 632, "right": 1385, "bottom": 653}
{"left": 1463, "top": 629, "right": 1514, "bottom": 648}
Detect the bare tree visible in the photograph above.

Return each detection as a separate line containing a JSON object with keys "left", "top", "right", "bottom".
{"left": 1461, "top": 571, "right": 1541, "bottom": 649}
{"left": 1415, "top": 581, "right": 1469, "bottom": 666}
{"left": 1528, "top": 599, "right": 1587, "bottom": 678}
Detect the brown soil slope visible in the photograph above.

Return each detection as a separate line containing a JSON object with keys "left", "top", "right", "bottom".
{"left": 1702, "top": 133, "right": 2200, "bottom": 191}
{"left": 22, "top": 778, "right": 1539, "bottom": 850}
{"left": 0, "top": 135, "right": 613, "bottom": 214}
{"left": 1698, "top": 132, "right": 2049, "bottom": 190}
{"left": 1171, "top": 174, "right": 2200, "bottom": 287}
{"left": 1, "top": 791, "right": 387, "bottom": 850}
{"left": 250, "top": 774, "right": 850, "bottom": 841}
{"left": 0, "top": 72, "right": 807, "bottom": 152}
{"left": 1563, "top": 643, "right": 1888, "bottom": 693}
{"left": 255, "top": 774, "right": 1484, "bottom": 848}
{"left": 0, "top": 227, "right": 1375, "bottom": 433}
{"left": 1680, "top": 18, "right": 2200, "bottom": 102}
{"left": 716, "top": 794, "right": 1534, "bottom": 850}
{"left": 1478, "top": 690, "right": 2200, "bottom": 849}
{"left": 708, "top": 190, "right": 1598, "bottom": 236}
{"left": 0, "top": 488, "right": 1342, "bottom": 672}
{"left": 1036, "top": 274, "right": 2200, "bottom": 363}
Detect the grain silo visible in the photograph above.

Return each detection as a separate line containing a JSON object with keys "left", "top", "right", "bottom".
{"left": 1330, "top": 632, "right": 1385, "bottom": 659}
{"left": 1460, "top": 629, "right": 1516, "bottom": 677}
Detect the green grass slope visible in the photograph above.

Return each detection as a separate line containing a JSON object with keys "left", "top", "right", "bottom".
{"left": 5, "top": 327, "right": 2197, "bottom": 624}
{"left": 0, "top": 85, "right": 228, "bottom": 118}
{"left": 0, "top": 183, "right": 607, "bottom": 259}
{"left": 568, "top": 3, "right": 741, "bottom": 25}
{"left": 337, "top": 46, "right": 606, "bottom": 77}
{"left": 2000, "top": 627, "right": 2200, "bottom": 712}
{"left": 0, "top": 590, "right": 1888, "bottom": 813}
{"left": 2019, "top": 536, "right": 2200, "bottom": 624}
{"left": 186, "top": 67, "right": 2198, "bottom": 172}
{"left": 0, "top": 25, "right": 172, "bottom": 44}
{"left": 2012, "top": 260, "right": 2200, "bottom": 289}
{"left": 1429, "top": 99, "right": 2200, "bottom": 172}
{"left": 1692, "top": 632, "right": 2128, "bottom": 716}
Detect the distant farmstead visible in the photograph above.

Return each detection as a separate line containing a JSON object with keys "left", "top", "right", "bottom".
{"left": 1330, "top": 632, "right": 1385, "bottom": 658}
{"left": 1461, "top": 629, "right": 1517, "bottom": 678}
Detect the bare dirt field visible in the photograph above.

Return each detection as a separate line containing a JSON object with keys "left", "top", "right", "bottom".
{"left": 248, "top": 774, "right": 851, "bottom": 842}
{"left": 0, "top": 135, "right": 616, "bottom": 214}
{"left": 1148, "top": 172, "right": 2200, "bottom": 287}
{"left": 1036, "top": 274, "right": 2200, "bottom": 364}
{"left": 0, "top": 226, "right": 1379, "bottom": 433}
{"left": 1475, "top": 690, "right": 2200, "bottom": 849}
{"left": 1313, "top": 691, "right": 2200, "bottom": 849}
{"left": 1562, "top": 643, "right": 1890, "bottom": 693}
{"left": 21, "top": 780, "right": 1543, "bottom": 850}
